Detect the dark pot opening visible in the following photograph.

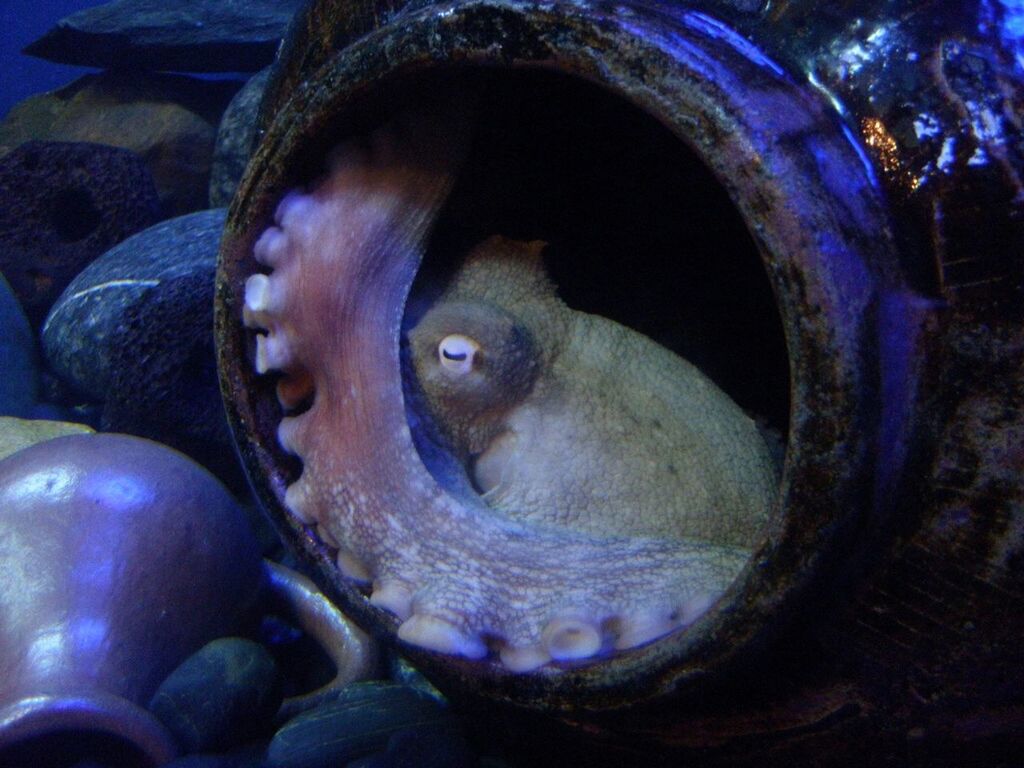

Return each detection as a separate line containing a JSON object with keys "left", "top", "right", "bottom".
{"left": 0, "top": 730, "right": 155, "bottom": 768}
{"left": 0, "top": 694, "right": 178, "bottom": 768}
{"left": 408, "top": 67, "right": 790, "bottom": 438}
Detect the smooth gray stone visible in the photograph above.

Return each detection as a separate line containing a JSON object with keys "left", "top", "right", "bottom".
{"left": 0, "top": 273, "right": 37, "bottom": 417}
{"left": 24, "top": 0, "right": 307, "bottom": 73}
{"left": 42, "top": 208, "right": 226, "bottom": 401}
{"left": 0, "top": 71, "right": 241, "bottom": 217}
{"left": 210, "top": 68, "right": 272, "bottom": 208}
{"left": 268, "top": 683, "right": 458, "bottom": 768}
{"left": 40, "top": 207, "right": 245, "bottom": 487}
{"left": 149, "top": 637, "right": 282, "bottom": 754}
{"left": 100, "top": 269, "right": 238, "bottom": 483}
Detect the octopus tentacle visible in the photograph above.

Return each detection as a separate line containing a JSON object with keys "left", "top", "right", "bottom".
{"left": 242, "top": 117, "right": 750, "bottom": 671}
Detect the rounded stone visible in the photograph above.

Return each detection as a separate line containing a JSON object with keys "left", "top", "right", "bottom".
{"left": 0, "top": 140, "right": 160, "bottom": 327}
{"left": 210, "top": 68, "right": 273, "bottom": 208}
{"left": 100, "top": 269, "right": 234, "bottom": 480}
{"left": 386, "top": 727, "right": 476, "bottom": 768}
{"left": 42, "top": 207, "right": 242, "bottom": 485}
{"left": 149, "top": 637, "right": 282, "bottom": 754}
{"left": 43, "top": 208, "right": 226, "bottom": 401}
{"left": 267, "top": 683, "right": 457, "bottom": 768}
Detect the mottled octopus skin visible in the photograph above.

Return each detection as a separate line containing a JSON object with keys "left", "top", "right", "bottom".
{"left": 242, "top": 115, "right": 756, "bottom": 672}
{"left": 408, "top": 236, "right": 777, "bottom": 547}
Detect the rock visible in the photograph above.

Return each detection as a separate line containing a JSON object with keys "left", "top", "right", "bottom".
{"left": 34, "top": 369, "right": 103, "bottom": 424}
{"left": 0, "top": 273, "right": 38, "bottom": 416}
{"left": 43, "top": 208, "right": 225, "bottom": 401}
{"left": 0, "top": 416, "right": 93, "bottom": 462}
{"left": 0, "top": 140, "right": 160, "bottom": 327}
{"left": 149, "top": 637, "right": 282, "bottom": 754}
{"left": 101, "top": 270, "right": 233, "bottom": 476}
{"left": 209, "top": 68, "right": 272, "bottom": 207}
{"left": 0, "top": 71, "right": 241, "bottom": 215}
{"left": 267, "top": 683, "right": 459, "bottom": 768}
{"left": 24, "top": 0, "right": 308, "bottom": 73}
{"left": 41, "top": 208, "right": 236, "bottom": 481}
{"left": 389, "top": 655, "right": 446, "bottom": 705}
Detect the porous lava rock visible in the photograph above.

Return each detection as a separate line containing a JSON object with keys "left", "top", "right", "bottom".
{"left": 0, "top": 71, "right": 240, "bottom": 215}
{"left": 266, "top": 683, "right": 459, "bottom": 768}
{"left": 23, "top": 0, "right": 307, "bottom": 73}
{"left": 149, "top": 637, "right": 282, "bottom": 754}
{"left": 0, "top": 140, "right": 160, "bottom": 327}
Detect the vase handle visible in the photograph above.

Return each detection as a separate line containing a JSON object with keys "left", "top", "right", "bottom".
{"left": 261, "top": 559, "right": 378, "bottom": 722}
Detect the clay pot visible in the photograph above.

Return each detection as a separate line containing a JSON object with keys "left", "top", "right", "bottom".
{"left": 216, "top": 1, "right": 1024, "bottom": 764}
{"left": 0, "top": 433, "right": 264, "bottom": 767}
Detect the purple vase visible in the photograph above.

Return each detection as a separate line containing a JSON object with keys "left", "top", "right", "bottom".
{"left": 0, "top": 433, "right": 264, "bottom": 767}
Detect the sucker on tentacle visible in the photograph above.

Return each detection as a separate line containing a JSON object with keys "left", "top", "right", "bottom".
{"left": 242, "top": 109, "right": 765, "bottom": 672}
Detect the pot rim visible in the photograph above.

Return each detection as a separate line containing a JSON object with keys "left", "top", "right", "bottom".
{"left": 0, "top": 692, "right": 179, "bottom": 767}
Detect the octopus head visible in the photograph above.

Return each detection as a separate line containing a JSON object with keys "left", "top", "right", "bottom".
{"left": 408, "top": 300, "right": 539, "bottom": 434}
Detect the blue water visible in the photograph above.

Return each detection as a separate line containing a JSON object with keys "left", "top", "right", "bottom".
{"left": 0, "top": 0, "right": 99, "bottom": 120}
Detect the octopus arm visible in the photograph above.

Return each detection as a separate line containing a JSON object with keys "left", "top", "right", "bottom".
{"left": 243, "top": 114, "right": 754, "bottom": 672}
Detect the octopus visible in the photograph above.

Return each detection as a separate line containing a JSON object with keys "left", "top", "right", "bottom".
{"left": 407, "top": 235, "right": 776, "bottom": 547}
{"left": 241, "top": 111, "right": 777, "bottom": 672}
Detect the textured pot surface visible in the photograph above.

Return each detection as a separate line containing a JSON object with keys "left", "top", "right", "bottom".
{"left": 216, "top": 1, "right": 1024, "bottom": 764}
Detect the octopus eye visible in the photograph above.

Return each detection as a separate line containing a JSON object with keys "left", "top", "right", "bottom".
{"left": 438, "top": 334, "right": 480, "bottom": 374}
